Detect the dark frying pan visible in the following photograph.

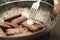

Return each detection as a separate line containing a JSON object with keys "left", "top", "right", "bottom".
{"left": 0, "top": 1, "right": 59, "bottom": 40}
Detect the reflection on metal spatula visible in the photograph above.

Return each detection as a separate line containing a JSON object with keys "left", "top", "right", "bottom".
{"left": 29, "top": 0, "right": 41, "bottom": 21}
{"left": 27, "top": 0, "right": 41, "bottom": 25}
{"left": 29, "top": 0, "right": 41, "bottom": 20}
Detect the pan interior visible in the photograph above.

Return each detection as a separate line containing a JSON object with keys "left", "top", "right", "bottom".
{"left": 0, "top": 1, "right": 57, "bottom": 37}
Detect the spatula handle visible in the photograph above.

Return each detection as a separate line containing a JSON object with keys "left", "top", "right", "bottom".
{"left": 37, "top": 0, "right": 41, "bottom": 3}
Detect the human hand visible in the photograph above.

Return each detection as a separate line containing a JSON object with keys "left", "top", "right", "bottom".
{"left": 54, "top": 0, "right": 60, "bottom": 14}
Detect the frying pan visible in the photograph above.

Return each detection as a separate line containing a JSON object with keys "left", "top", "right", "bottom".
{"left": 0, "top": 1, "right": 59, "bottom": 40}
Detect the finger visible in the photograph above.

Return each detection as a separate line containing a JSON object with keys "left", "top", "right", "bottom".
{"left": 53, "top": 6, "right": 58, "bottom": 14}
{"left": 53, "top": 0, "right": 59, "bottom": 14}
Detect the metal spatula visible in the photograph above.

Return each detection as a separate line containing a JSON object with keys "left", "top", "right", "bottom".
{"left": 29, "top": 0, "right": 41, "bottom": 21}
